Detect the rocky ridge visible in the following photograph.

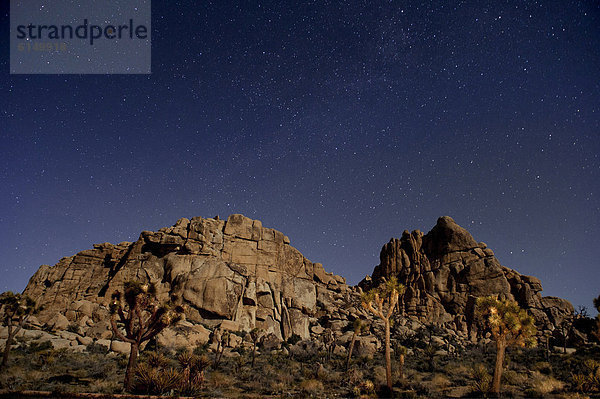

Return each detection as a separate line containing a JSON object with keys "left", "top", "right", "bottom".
{"left": 23, "top": 214, "right": 356, "bottom": 349}
{"left": 14, "top": 214, "right": 576, "bottom": 356}
{"left": 361, "top": 216, "right": 574, "bottom": 338}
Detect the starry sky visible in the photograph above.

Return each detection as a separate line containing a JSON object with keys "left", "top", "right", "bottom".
{"left": 1, "top": 1, "right": 599, "bottom": 312}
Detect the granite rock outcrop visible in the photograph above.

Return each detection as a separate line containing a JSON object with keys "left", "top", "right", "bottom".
{"left": 24, "top": 214, "right": 352, "bottom": 345}
{"left": 360, "top": 216, "right": 574, "bottom": 335}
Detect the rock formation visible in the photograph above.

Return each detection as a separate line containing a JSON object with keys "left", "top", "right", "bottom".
{"left": 360, "top": 216, "right": 574, "bottom": 336}
{"left": 24, "top": 214, "right": 352, "bottom": 345}
{"left": 19, "top": 214, "right": 575, "bottom": 354}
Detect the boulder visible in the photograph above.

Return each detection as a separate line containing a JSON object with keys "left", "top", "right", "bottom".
{"left": 85, "top": 321, "right": 112, "bottom": 339}
{"left": 219, "top": 320, "right": 241, "bottom": 332}
{"left": 111, "top": 340, "right": 130, "bottom": 354}
{"left": 49, "top": 338, "right": 71, "bottom": 350}
{"left": 47, "top": 314, "right": 70, "bottom": 331}
{"left": 260, "top": 333, "right": 282, "bottom": 351}
{"left": 77, "top": 335, "right": 93, "bottom": 346}
{"left": 354, "top": 336, "right": 379, "bottom": 357}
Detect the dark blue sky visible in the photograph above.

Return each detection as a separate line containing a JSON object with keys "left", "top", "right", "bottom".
{"left": 1, "top": 1, "right": 599, "bottom": 312}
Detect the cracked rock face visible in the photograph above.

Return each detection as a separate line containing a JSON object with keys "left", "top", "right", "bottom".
{"left": 361, "top": 216, "right": 573, "bottom": 334}
{"left": 24, "top": 214, "right": 349, "bottom": 341}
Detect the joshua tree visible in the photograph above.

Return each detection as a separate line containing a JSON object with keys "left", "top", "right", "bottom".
{"left": 346, "top": 318, "right": 366, "bottom": 370}
{"left": 323, "top": 328, "right": 336, "bottom": 363}
{"left": 0, "top": 292, "right": 36, "bottom": 370}
{"left": 423, "top": 344, "right": 437, "bottom": 372}
{"left": 110, "top": 281, "right": 183, "bottom": 391}
{"left": 557, "top": 315, "right": 573, "bottom": 354}
{"left": 542, "top": 330, "right": 552, "bottom": 362}
{"left": 575, "top": 305, "right": 589, "bottom": 318}
{"left": 361, "top": 276, "right": 405, "bottom": 392}
{"left": 211, "top": 328, "right": 229, "bottom": 369}
{"left": 476, "top": 296, "right": 537, "bottom": 395}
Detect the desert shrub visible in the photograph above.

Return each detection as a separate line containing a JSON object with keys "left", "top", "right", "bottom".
{"left": 503, "top": 369, "right": 528, "bottom": 386}
{"left": 86, "top": 341, "right": 108, "bottom": 354}
{"left": 27, "top": 340, "right": 53, "bottom": 353}
{"left": 267, "top": 380, "right": 288, "bottom": 394}
{"left": 151, "top": 367, "right": 181, "bottom": 394}
{"left": 527, "top": 371, "right": 565, "bottom": 396}
{"left": 347, "top": 368, "right": 364, "bottom": 385}
{"left": 299, "top": 378, "right": 324, "bottom": 395}
{"left": 87, "top": 379, "right": 122, "bottom": 394}
{"left": 232, "top": 353, "right": 245, "bottom": 373}
{"left": 396, "top": 390, "right": 419, "bottom": 399}
{"left": 571, "top": 359, "right": 600, "bottom": 393}
{"left": 193, "top": 342, "right": 210, "bottom": 356}
{"left": 143, "top": 351, "right": 168, "bottom": 368}
{"left": 133, "top": 364, "right": 181, "bottom": 395}
{"left": 443, "top": 362, "right": 471, "bottom": 385}
{"left": 430, "top": 374, "right": 451, "bottom": 390}
{"left": 352, "top": 379, "right": 375, "bottom": 397}
{"left": 324, "top": 370, "right": 344, "bottom": 384}
{"left": 470, "top": 363, "right": 491, "bottom": 396}
{"left": 373, "top": 365, "right": 387, "bottom": 386}
{"left": 572, "top": 374, "right": 590, "bottom": 392}
{"left": 533, "top": 361, "right": 553, "bottom": 374}
{"left": 208, "top": 371, "right": 234, "bottom": 389}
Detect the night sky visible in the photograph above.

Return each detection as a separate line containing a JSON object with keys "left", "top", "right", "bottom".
{"left": 1, "top": 1, "right": 599, "bottom": 312}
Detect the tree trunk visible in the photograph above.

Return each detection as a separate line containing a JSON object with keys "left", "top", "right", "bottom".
{"left": 1, "top": 335, "right": 12, "bottom": 369}
{"left": 124, "top": 342, "right": 139, "bottom": 391}
{"left": 492, "top": 340, "right": 506, "bottom": 395}
{"left": 398, "top": 353, "right": 405, "bottom": 380}
{"left": 346, "top": 331, "right": 357, "bottom": 370}
{"left": 384, "top": 319, "right": 392, "bottom": 391}
{"left": 1, "top": 325, "right": 14, "bottom": 370}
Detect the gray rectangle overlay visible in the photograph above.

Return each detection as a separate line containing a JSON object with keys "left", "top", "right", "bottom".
{"left": 10, "top": 0, "right": 151, "bottom": 74}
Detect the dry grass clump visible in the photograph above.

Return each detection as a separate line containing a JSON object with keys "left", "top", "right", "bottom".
{"left": 373, "top": 365, "right": 387, "bottom": 386}
{"left": 352, "top": 379, "right": 376, "bottom": 397}
{"left": 430, "top": 373, "right": 451, "bottom": 389}
{"left": 347, "top": 368, "right": 364, "bottom": 385}
{"left": 86, "top": 379, "right": 121, "bottom": 394}
{"left": 527, "top": 371, "right": 566, "bottom": 396}
{"left": 208, "top": 370, "right": 235, "bottom": 389}
{"left": 299, "top": 378, "right": 324, "bottom": 395}
{"left": 532, "top": 361, "right": 553, "bottom": 374}
{"left": 558, "top": 393, "right": 591, "bottom": 399}
{"left": 411, "top": 373, "right": 452, "bottom": 397}
{"left": 503, "top": 369, "right": 528, "bottom": 386}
